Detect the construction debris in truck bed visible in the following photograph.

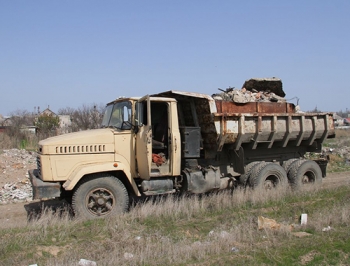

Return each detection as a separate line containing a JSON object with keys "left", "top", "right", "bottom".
{"left": 212, "top": 77, "right": 287, "bottom": 104}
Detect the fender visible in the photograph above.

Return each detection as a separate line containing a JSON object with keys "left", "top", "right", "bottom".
{"left": 62, "top": 161, "right": 141, "bottom": 196}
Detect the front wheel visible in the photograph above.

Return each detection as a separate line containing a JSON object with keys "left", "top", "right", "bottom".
{"left": 72, "top": 174, "right": 129, "bottom": 219}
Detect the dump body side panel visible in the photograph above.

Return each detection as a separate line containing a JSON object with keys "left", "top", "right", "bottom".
{"left": 152, "top": 90, "right": 335, "bottom": 157}
{"left": 213, "top": 100, "right": 335, "bottom": 149}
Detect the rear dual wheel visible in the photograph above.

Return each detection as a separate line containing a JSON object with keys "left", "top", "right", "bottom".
{"left": 240, "top": 161, "right": 261, "bottom": 186}
{"left": 282, "top": 158, "right": 300, "bottom": 173}
{"left": 287, "top": 160, "right": 322, "bottom": 190}
{"left": 246, "top": 159, "right": 322, "bottom": 191}
{"left": 249, "top": 162, "right": 288, "bottom": 190}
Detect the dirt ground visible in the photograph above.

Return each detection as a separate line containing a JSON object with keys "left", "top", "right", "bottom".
{"left": 0, "top": 170, "right": 349, "bottom": 229}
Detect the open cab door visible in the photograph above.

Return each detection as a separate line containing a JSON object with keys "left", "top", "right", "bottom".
{"left": 135, "top": 95, "right": 152, "bottom": 180}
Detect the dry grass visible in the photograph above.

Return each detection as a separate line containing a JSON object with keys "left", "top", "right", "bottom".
{"left": 0, "top": 131, "right": 39, "bottom": 150}
{"left": 325, "top": 128, "right": 350, "bottom": 148}
{"left": 1, "top": 184, "right": 350, "bottom": 265}
{"left": 1, "top": 129, "right": 350, "bottom": 265}
{"left": 0, "top": 133, "right": 12, "bottom": 150}
{"left": 334, "top": 128, "right": 350, "bottom": 138}
{"left": 334, "top": 129, "right": 350, "bottom": 147}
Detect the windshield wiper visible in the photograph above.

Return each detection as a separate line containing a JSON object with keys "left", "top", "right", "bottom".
{"left": 103, "top": 121, "right": 136, "bottom": 131}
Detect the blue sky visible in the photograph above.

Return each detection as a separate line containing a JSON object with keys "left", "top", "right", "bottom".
{"left": 1, "top": 1, "right": 349, "bottom": 115}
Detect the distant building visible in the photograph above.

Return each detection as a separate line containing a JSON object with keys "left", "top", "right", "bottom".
{"left": 0, "top": 107, "right": 72, "bottom": 136}
{"left": 38, "top": 107, "right": 72, "bottom": 135}
{"left": 333, "top": 113, "right": 344, "bottom": 127}
{"left": 38, "top": 107, "right": 72, "bottom": 134}
{"left": 344, "top": 118, "right": 350, "bottom": 126}
{"left": 40, "top": 107, "right": 56, "bottom": 117}
{"left": 0, "top": 115, "right": 35, "bottom": 134}
{"left": 58, "top": 115, "right": 72, "bottom": 134}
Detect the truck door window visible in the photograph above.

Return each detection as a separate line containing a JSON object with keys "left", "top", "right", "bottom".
{"left": 152, "top": 102, "right": 168, "bottom": 144}
{"left": 135, "top": 101, "right": 149, "bottom": 126}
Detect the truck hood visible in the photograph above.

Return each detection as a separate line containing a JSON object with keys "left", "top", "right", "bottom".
{"left": 39, "top": 128, "right": 116, "bottom": 155}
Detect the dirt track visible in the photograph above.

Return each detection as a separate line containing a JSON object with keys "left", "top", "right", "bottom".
{"left": 0, "top": 171, "right": 349, "bottom": 229}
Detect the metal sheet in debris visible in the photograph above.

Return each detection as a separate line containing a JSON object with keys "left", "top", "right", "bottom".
{"left": 215, "top": 101, "right": 296, "bottom": 114}
{"left": 153, "top": 90, "right": 214, "bottom": 100}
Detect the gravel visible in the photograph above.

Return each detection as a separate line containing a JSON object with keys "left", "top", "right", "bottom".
{"left": 0, "top": 149, "right": 36, "bottom": 204}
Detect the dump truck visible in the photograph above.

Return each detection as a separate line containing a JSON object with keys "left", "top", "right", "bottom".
{"left": 29, "top": 89, "right": 335, "bottom": 219}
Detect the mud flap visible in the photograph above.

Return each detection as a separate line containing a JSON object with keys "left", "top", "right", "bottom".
{"left": 314, "top": 159, "right": 328, "bottom": 178}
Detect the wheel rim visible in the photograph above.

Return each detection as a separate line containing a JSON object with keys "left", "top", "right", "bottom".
{"left": 302, "top": 171, "right": 315, "bottom": 184}
{"left": 86, "top": 188, "right": 115, "bottom": 216}
{"left": 264, "top": 179, "right": 275, "bottom": 190}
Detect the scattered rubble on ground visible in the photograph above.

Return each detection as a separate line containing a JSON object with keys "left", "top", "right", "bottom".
{"left": 124, "top": 253, "right": 134, "bottom": 260}
{"left": 292, "top": 232, "right": 312, "bottom": 238}
{"left": 258, "top": 216, "right": 285, "bottom": 230}
{"left": 78, "top": 259, "right": 97, "bottom": 266}
{"left": 322, "top": 146, "right": 350, "bottom": 162}
{"left": 0, "top": 148, "right": 36, "bottom": 204}
{"left": 322, "top": 226, "right": 332, "bottom": 232}
{"left": 257, "top": 215, "right": 307, "bottom": 233}
{"left": 0, "top": 182, "right": 32, "bottom": 203}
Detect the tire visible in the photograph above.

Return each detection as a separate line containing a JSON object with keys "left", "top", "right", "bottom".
{"left": 249, "top": 162, "right": 288, "bottom": 190}
{"left": 282, "top": 159, "right": 300, "bottom": 174}
{"left": 240, "top": 161, "right": 261, "bottom": 186}
{"left": 72, "top": 174, "right": 129, "bottom": 219}
{"left": 287, "top": 160, "right": 322, "bottom": 190}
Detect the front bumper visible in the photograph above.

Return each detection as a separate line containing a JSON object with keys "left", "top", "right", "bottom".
{"left": 28, "top": 169, "right": 62, "bottom": 199}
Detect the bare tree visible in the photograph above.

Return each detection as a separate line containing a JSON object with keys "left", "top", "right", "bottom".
{"left": 4, "top": 110, "right": 36, "bottom": 148}
{"left": 307, "top": 106, "right": 322, "bottom": 113}
{"left": 336, "top": 109, "right": 350, "bottom": 118}
{"left": 59, "top": 104, "right": 105, "bottom": 131}
{"left": 57, "top": 107, "right": 76, "bottom": 116}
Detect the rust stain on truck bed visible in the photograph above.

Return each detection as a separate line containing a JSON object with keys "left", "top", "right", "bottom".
{"left": 215, "top": 101, "right": 296, "bottom": 114}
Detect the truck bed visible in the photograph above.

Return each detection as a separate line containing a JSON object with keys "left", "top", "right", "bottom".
{"left": 214, "top": 100, "right": 335, "bottom": 151}
{"left": 153, "top": 90, "right": 335, "bottom": 153}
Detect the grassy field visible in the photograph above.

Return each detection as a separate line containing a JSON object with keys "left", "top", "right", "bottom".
{"left": 1, "top": 184, "right": 349, "bottom": 266}
{"left": 1, "top": 129, "right": 349, "bottom": 265}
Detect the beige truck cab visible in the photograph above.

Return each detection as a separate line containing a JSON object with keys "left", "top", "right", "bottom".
{"left": 29, "top": 95, "right": 182, "bottom": 218}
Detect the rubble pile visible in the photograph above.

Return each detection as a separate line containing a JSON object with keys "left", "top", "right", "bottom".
{"left": 0, "top": 182, "right": 32, "bottom": 203}
{"left": 212, "top": 77, "right": 287, "bottom": 104}
{"left": 0, "top": 149, "right": 36, "bottom": 204}
{"left": 323, "top": 147, "right": 350, "bottom": 162}
{"left": 242, "top": 77, "right": 285, "bottom": 97}
{"left": 213, "top": 87, "right": 286, "bottom": 104}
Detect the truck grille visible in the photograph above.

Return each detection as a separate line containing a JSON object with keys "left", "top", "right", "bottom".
{"left": 55, "top": 144, "right": 106, "bottom": 154}
{"left": 36, "top": 156, "right": 42, "bottom": 177}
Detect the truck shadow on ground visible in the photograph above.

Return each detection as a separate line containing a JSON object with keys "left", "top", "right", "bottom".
{"left": 23, "top": 193, "right": 216, "bottom": 222}
{"left": 24, "top": 199, "right": 73, "bottom": 221}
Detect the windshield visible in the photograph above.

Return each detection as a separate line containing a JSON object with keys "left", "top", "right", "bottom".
{"left": 101, "top": 101, "right": 133, "bottom": 130}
